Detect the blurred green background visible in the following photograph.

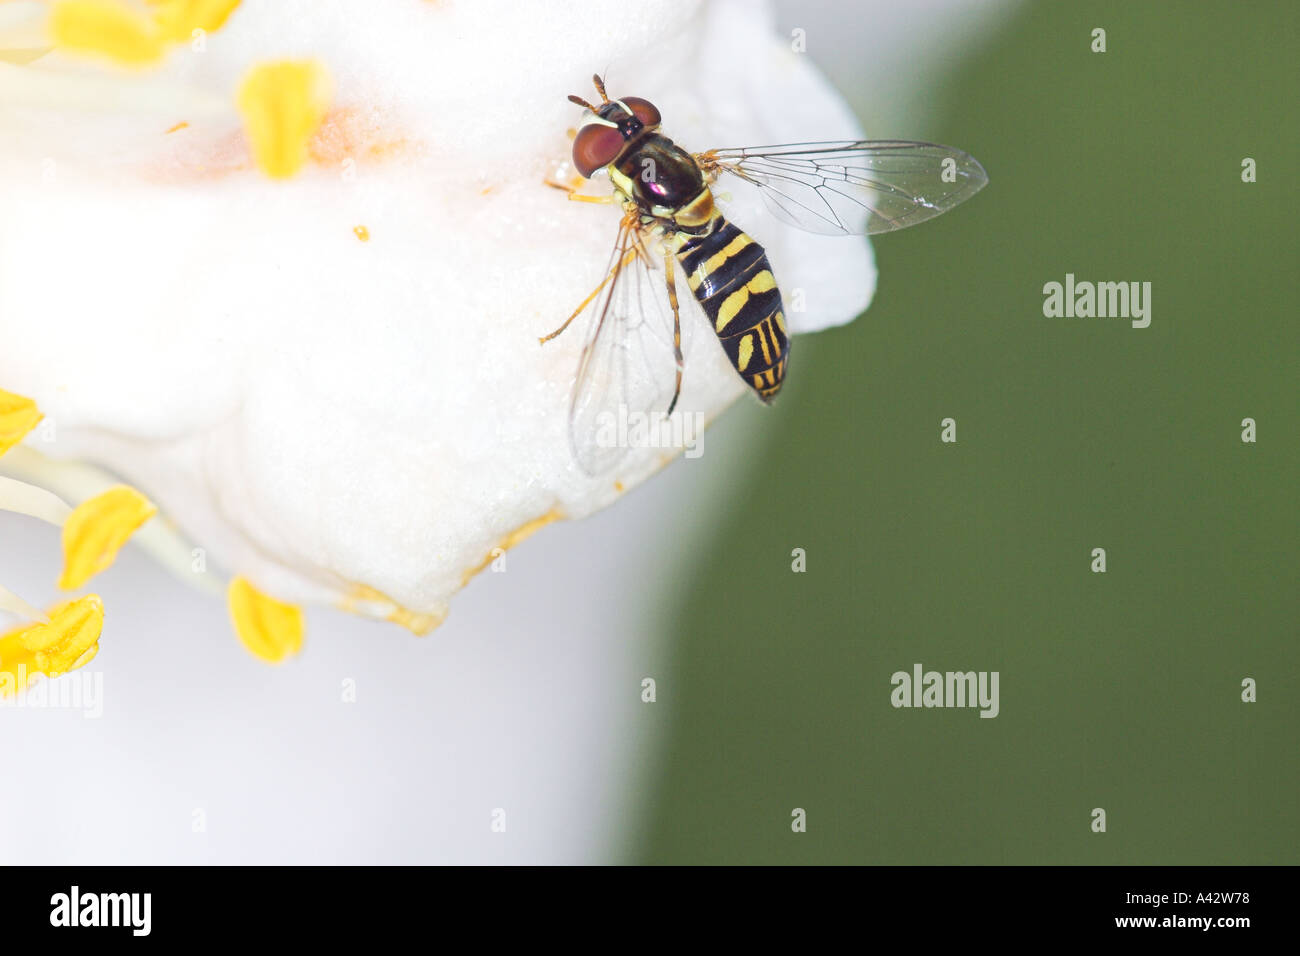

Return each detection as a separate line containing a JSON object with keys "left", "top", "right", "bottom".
{"left": 635, "top": 0, "right": 1297, "bottom": 863}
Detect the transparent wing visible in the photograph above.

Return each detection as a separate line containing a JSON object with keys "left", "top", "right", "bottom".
{"left": 702, "top": 140, "right": 988, "bottom": 236}
{"left": 567, "top": 219, "right": 681, "bottom": 476}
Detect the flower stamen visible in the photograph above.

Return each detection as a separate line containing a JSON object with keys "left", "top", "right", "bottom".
{"left": 147, "top": 0, "right": 242, "bottom": 43}
{"left": 0, "top": 388, "right": 42, "bottom": 457}
{"left": 237, "top": 60, "right": 331, "bottom": 179}
{"left": 0, "top": 584, "right": 49, "bottom": 625}
{"left": 47, "top": 0, "right": 242, "bottom": 66}
{"left": 228, "top": 576, "right": 304, "bottom": 663}
{"left": 0, "top": 594, "right": 104, "bottom": 695}
{"left": 58, "top": 485, "right": 158, "bottom": 590}
{"left": 0, "top": 475, "right": 73, "bottom": 526}
{"left": 49, "top": 0, "right": 170, "bottom": 66}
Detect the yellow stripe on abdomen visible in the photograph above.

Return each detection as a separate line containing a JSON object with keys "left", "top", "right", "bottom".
{"left": 690, "top": 234, "right": 751, "bottom": 292}
{"left": 737, "top": 334, "right": 754, "bottom": 371}
{"left": 715, "top": 270, "right": 776, "bottom": 332}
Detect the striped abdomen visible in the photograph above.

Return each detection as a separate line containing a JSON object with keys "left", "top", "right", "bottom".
{"left": 677, "top": 215, "right": 788, "bottom": 402}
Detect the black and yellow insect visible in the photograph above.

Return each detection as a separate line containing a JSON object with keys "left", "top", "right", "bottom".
{"left": 544, "top": 75, "right": 987, "bottom": 474}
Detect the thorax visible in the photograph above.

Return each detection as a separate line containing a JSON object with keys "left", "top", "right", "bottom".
{"left": 609, "top": 133, "right": 714, "bottom": 234}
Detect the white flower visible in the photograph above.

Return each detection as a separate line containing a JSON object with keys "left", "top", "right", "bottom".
{"left": 0, "top": 0, "right": 873, "bottom": 656}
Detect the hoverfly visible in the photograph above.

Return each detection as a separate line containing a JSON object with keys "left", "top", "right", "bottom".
{"left": 542, "top": 75, "right": 987, "bottom": 475}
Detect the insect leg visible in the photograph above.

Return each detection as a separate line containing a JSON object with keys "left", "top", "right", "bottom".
{"left": 663, "top": 247, "right": 684, "bottom": 416}
{"left": 540, "top": 217, "right": 637, "bottom": 345}
{"left": 544, "top": 176, "right": 616, "bottom": 204}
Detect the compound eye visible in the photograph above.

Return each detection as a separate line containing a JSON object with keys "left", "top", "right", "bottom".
{"left": 621, "top": 97, "right": 661, "bottom": 129}
{"left": 572, "top": 124, "right": 624, "bottom": 178}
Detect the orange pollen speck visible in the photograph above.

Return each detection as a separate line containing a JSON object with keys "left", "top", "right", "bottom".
{"left": 165, "top": 121, "right": 189, "bottom": 134}
{"left": 353, "top": 225, "right": 370, "bottom": 242}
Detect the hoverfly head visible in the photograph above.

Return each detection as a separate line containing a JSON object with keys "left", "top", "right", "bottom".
{"left": 568, "top": 94, "right": 663, "bottom": 178}
{"left": 568, "top": 73, "right": 663, "bottom": 178}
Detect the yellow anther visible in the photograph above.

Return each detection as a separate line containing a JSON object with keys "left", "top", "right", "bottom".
{"left": 48, "top": 0, "right": 241, "bottom": 65}
{"left": 59, "top": 485, "right": 157, "bottom": 590}
{"left": 147, "top": 0, "right": 242, "bottom": 43}
{"left": 237, "top": 60, "right": 331, "bottom": 179}
{"left": 0, "top": 389, "right": 42, "bottom": 458}
{"left": 0, "top": 595, "right": 104, "bottom": 692}
{"left": 228, "top": 576, "right": 304, "bottom": 663}
{"left": 49, "top": 0, "right": 168, "bottom": 66}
